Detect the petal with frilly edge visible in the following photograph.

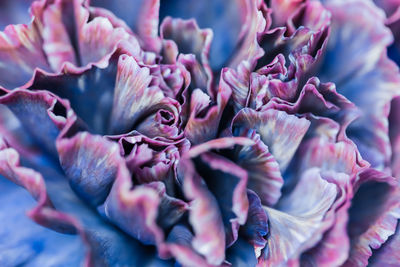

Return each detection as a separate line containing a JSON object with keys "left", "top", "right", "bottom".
{"left": 42, "top": 0, "right": 138, "bottom": 70}
{"left": 318, "top": 0, "right": 400, "bottom": 170}
{"left": 0, "top": 88, "right": 76, "bottom": 157}
{"left": 160, "top": 0, "right": 253, "bottom": 70}
{"left": 112, "top": 132, "right": 189, "bottom": 187}
{"left": 230, "top": 129, "right": 284, "bottom": 206}
{"left": 29, "top": 53, "right": 180, "bottom": 137}
{"left": 110, "top": 54, "right": 181, "bottom": 136}
{"left": 300, "top": 171, "right": 353, "bottom": 267}
{"left": 178, "top": 158, "right": 226, "bottom": 265}
{"left": 0, "top": 89, "right": 172, "bottom": 266}
{"left": 56, "top": 132, "right": 121, "bottom": 206}
{"left": 232, "top": 108, "right": 310, "bottom": 172}
{"left": 341, "top": 55, "right": 400, "bottom": 170}
{"left": 240, "top": 190, "right": 268, "bottom": 258}
{"left": 319, "top": 0, "right": 392, "bottom": 84}
{"left": 193, "top": 152, "right": 249, "bottom": 246}
{"left": 0, "top": 0, "right": 141, "bottom": 89}
{"left": 161, "top": 17, "right": 213, "bottom": 96}
{"left": 369, "top": 222, "right": 400, "bottom": 267}
{"left": 0, "top": 12, "right": 51, "bottom": 88}
{"left": 344, "top": 169, "right": 400, "bottom": 267}
{"left": 184, "top": 76, "right": 232, "bottom": 144}
{"left": 102, "top": 175, "right": 164, "bottom": 245}
{"left": 259, "top": 168, "right": 337, "bottom": 266}
{"left": 88, "top": 0, "right": 161, "bottom": 52}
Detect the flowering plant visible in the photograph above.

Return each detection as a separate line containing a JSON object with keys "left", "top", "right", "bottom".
{"left": 1, "top": 0, "right": 400, "bottom": 266}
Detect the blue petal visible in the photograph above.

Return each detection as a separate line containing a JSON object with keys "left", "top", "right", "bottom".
{"left": 159, "top": 0, "right": 245, "bottom": 70}
{"left": 0, "top": 177, "right": 85, "bottom": 267}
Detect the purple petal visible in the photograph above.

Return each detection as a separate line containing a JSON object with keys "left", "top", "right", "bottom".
{"left": 193, "top": 151, "right": 249, "bottom": 246}
{"left": 75, "top": 2, "right": 134, "bottom": 68}
{"left": 295, "top": 135, "right": 368, "bottom": 176}
{"left": 344, "top": 169, "right": 400, "bottom": 267}
{"left": 232, "top": 129, "right": 284, "bottom": 206}
{"left": 318, "top": 0, "right": 400, "bottom": 170}
{"left": 227, "top": 0, "right": 267, "bottom": 69}
{"left": 102, "top": 167, "right": 164, "bottom": 245}
{"left": 389, "top": 96, "right": 400, "bottom": 178}
{"left": 114, "top": 133, "right": 189, "bottom": 186}
{"left": 269, "top": 0, "right": 305, "bottom": 27}
{"left": 0, "top": 17, "right": 51, "bottom": 88}
{"left": 319, "top": 0, "right": 392, "bottom": 84}
{"left": 110, "top": 54, "right": 181, "bottom": 136}
{"left": 164, "top": 224, "right": 230, "bottom": 267}
{"left": 147, "top": 182, "right": 188, "bottom": 230}
{"left": 161, "top": 17, "right": 213, "bottom": 93}
{"left": 301, "top": 171, "right": 353, "bottom": 267}
{"left": 343, "top": 54, "right": 400, "bottom": 170}
{"left": 56, "top": 132, "right": 122, "bottom": 206}
{"left": 0, "top": 123, "right": 170, "bottom": 266}
{"left": 240, "top": 190, "right": 268, "bottom": 258}
{"left": 258, "top": 1, "right": 330, "bottom": 73}
{"left": 89, "top": 0, "right": 161, "bottom": 52}
{"left": 0, "top": 88, "right": 76, "bottom": 156}
{"left": 159, "top": 0, "right": 252, "bottom": 70}
{"left": 232, "top": 108, "right": 310, "bottom": 171}
{"left": 260, "top": 168, "right": 337, "bottom": 266}
{"left": 178, "top": 158, "right": 226, "bottom": 265}
{"left": 369, "top": 223, "right": 400, "bottom": 266}
{"left": 184, "top": 77, "right": 232, "bottom": 144}
{"left": 40, "top": 0, "right": 78, "bottom": 70}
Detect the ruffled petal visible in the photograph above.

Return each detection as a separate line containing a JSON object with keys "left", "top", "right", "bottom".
{"left": 0, "top": 89, "right": 173, "bottom": 266}
{"left": 232, "top": 108, "right": 310, "bottom": 171}
{"left": 30, "top": 51, "right": 181, "bottom": 137}
{"left": 113, "top": 133, "right": 189, "bottom": 187}
{"left": 259, "top": 168, "right": 337, "bottom": 266}
{"left": 0, "top": 88, "right": 76, "bottom": 156}
{"left": 164, "top": 224, "right": 232, "bottom": 267}
{"left": 110, "top": 54, "right": 181, "bottom": 136}
{"left": 178, "top": 157, "right": 226, "bottom": 265}
{"left": 56, "top": 132, "right": 121, "bottom": 206}
{"left": 0, "top": 0, "right": 141, "bottom": 89}
{"left": 191, "top": 151, "right": 249, "bottom": 246}
{"left": 294, "top": 133, "right": 368, "bottom": 177}
{"left": 0, "top": 15, "right": 51, "bottom": 88}
{"left": 161, "top": 17, "right": 213, "bottom": 94}
{"left": 231, "top": 129, "right": 283, "bottom": 206}
{"left": 102, "top": 176, "right": 163, "bottom": 245}
{"left": 240, "top": 190, "right": 268, "bottom": 258}
{"left": 318, "top": 0, "right": 400, "bottom": 170}
{"left": 184, "top": 76, "right": 232, "bottom": 144}
{"left": 258, "top": 1, "right": 330, "bottom": 73}
{"left": 344, "top": 169, "right": 400, "bottom": 267}
{"left": 319, "top": 0, "right": 392, "bottom": 84}
{"left": 89, "top": 0, "right": 161, "bottom": 52}
{"left": 300, "top": 171, "right": 353, "bottom": 267}
{"left": 159, "top": 0, "right": 251, "bottom": 70}
{"left": 369, "top": 222, "right": 400, "bottom": 266}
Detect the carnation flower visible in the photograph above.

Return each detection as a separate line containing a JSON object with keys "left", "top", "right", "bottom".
{"left": 1, "top": 0, "right": 400, "bottom": 266}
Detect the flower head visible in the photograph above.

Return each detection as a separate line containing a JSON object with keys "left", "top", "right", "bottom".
{"left": 1, "top": 0, "right": 400, "bottom": 266}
